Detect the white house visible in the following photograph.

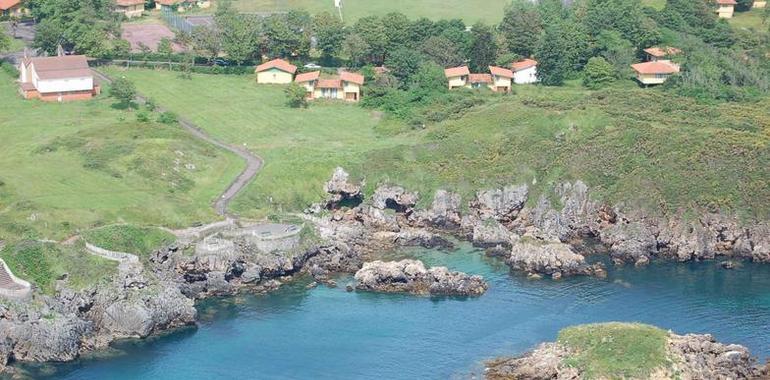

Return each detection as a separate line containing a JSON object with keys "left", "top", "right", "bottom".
{"left": 511, "top": 59, "right": 539, "bottom": 84}
{"left": 19, "top": 55, "right": 100, "bottom": 101}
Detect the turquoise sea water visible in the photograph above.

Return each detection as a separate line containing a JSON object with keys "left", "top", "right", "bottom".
{"left": 19, "top": 243, "right": 770, "bottom": 379}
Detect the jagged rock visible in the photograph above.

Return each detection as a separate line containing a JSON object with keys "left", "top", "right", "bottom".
{"left": 471, "top": 185, "right": 528, "bottom": 224}
{"left": 354, "top": 259, "right": 487, "bottom": 296}
{"left": 1, "top": 314, "right": 91, "bottom": 363}
{"left": 355, "top": 205, "right": 400, "bottom": 232}
{"left": 600, "top": 218, "right": 658, "bottom": 264}
{"left": 506, "top": 240, "right": 598, "bottom": 277}
{"left": 372, "top": 185, "right": 418, "bottom": 212}
{"left": 100, "top": 285, "right": 195, "bottom": 338}
{"left": 410, "top": 190, "right": 463, "bottom": 228}
{"left": 324, "top": 167, "right": 363, "bottom": 208}
{"left": 394, "top": 228, "right": 454, "bottom": 249}
{"left": 486, "top": 342, "right": 579, "bottom": 380}
{"left": 473, "top": 220, "right": 515, "bottom": 248}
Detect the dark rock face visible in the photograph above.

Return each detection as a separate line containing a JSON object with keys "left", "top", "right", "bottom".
{"left": 371, "top": 185, "right": 419, "bottom": 213}
{"left": 354, "top": 259, "right": 488, "bottom": 296}
{"left": 323, "top": 167, "right": 363, "bottom": 209}
{"left": 485, "top": 331, "right": 763, "bottom": 380}
{"left": 471, "top": 185, "right": 528, "bottom": 225}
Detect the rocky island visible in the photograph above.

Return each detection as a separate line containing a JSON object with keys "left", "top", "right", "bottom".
{"left": 354, "top": 259, "right": 488, "bottom": 296}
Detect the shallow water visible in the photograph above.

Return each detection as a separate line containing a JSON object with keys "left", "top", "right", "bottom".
{"left": 19, "top": 243, "right": 770, "bottom": 379}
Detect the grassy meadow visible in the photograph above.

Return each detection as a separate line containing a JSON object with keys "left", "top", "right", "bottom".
{"left": 109, "top": 68, "right": 770, "bottom": 221}
{"left": 729, "top": 9, "right": 768, "bottom": 31}
{"left": 0, "top": 71, "right": 242, "bottom": 241}
{"left": 229, "top": 0, "right": 510, "bottom": 24}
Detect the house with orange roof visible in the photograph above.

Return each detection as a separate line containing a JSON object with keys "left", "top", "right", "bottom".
{"left": 255, "top": 58, "right": 297, "bottom": 84}
{"left": 0, "top": 0, "right": 27, "bottom": 17}
{"left": 155, "top": 0, "right": 210, "bottom": 12}
{"left": 18, "top": 55, "right": 100, "bottom": 101}
{"left": 510, "top": 59, "right": 539, "bottom": 84}
{"left": 715, "top": 0, "right": 737, "bottom": 18}
{"left": 643, "top": 47, "right": 681, "bottom": 63}
{"left": 115, "top": 0, "right": 145, "bottom": 18}
{"left": 444, "top": 66, "right": 470, "bottom": 89}
{"left": 631, "top": 61, "right": 680, "bottom": 86}
{"left": 489, "top": 66, "right": 513, "bottom": 92}
{"left": 295, "top": 71, "right": 364, "bottom": 102}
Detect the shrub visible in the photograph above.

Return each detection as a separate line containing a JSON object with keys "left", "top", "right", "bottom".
{"left": 158, "top": 111, "right": 178, "bottom": 124}
{"left": 285, "top": 83, "right": 309, "bottom": 108}
{"left": 583, "top": 57, "right": 616, "bottom": 89}
{"left": 109, "top": 77, "right": 137, "bottom": 105}
{"left": 136, "top": 110, "right": 151, "bottom": 123}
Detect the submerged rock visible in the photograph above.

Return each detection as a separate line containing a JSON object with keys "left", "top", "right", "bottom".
{"left": 354, "top": 259, "right": 487, "bottom": 296}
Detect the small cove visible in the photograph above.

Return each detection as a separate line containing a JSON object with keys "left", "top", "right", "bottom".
{"left": 18, "top": 242, "right": 770, "bottom": 379}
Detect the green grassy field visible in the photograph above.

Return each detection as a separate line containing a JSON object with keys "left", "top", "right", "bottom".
{"left": 82, "top": 224, "right": 176, "bottom": 258}
{"left": 558, "top": 323, "right": 670, "bottom": 378}
{"left": 108, "top": 68, "right": 770, "bottom": 220}
{"left": 103, "top": 67, "right": 419, "bottom": 218}
{"left": 230, "top": 0, "right": 510, "bottom": 24}
{"left": 0, "top": 71, "right": 242, "bottom": 241}
{"left": 729, "top": 9, "right": 768, "bottom": 30}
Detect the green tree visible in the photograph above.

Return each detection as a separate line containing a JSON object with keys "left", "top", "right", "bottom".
{"left": 264, "top": 12, "right": 311, "bottom": 58}
{"left": 583, "top": 57, "right": 616, "bottom": 89}
{"left": 285, "top": 83, "right": 309, "bottom": 108}
{"left": 0, "top": 29, "right": 10, "bottom": 53}
{"left": 535, "top": 25, "right": 570, "bottom": 86}
{"left": 408, "top": 17, "right": 435, "bottom": 46}
{"left": 353, "top": 16, "right": 388, "bottom": 64}
{"left": 157, "top": 37, "right": 173, "bottom": 57}
{"left": 735, "top": 0, "right": 753, "bottom": 12}
{"left": 385, "top": 47, "right": 423, "bottom": 87}
{"left": 313, "top": 12, "right": 346, "bottom": 59}
{"left": 467, "top": 22, "right": 497, "bottom": 72}
{"left": 594, "top": 30, "right": 634, "bottom": 78}
{"left": 110, "top": 77, "right": 137, "bottom": 106}
{"left": 192, "top": 26, "right": 221, "bottom": 64}
{"left": 112, "top": 39, "right": 131, "bottom": 58}
{"left": 499, "top": 0, "right": 542, "bottom": 57}
{"left": 343, "top": 33, "right": 370, "bottom": 67}
{"left": 419, "top": 36, "right": 464, "bottom": 67}
{"left": 216, "top": 2, "right": 260, "bottom": 64}
{"left": 409, "top": 62, "right": 448, "bottom": 98}
{"left": 382, "top": 12, "right": 410, "bottom": 51}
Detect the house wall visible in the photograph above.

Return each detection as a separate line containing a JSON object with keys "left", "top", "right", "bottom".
{"left": 754, "top": 1, "right": 766, "bottom": 7}
{"left": 491, "top": 75, "right": 512, "bottom": 92}
{"left": 2, "top": 4, "right": 28, "bottom": 17}
{"left": 313, "top": 87, "right": 344, "bottom": 100}
{"left": 716, "top": 5, "right": 734, "bottom": 18}
{"left": 299, "top": 81, "right": 315, "bottom": 96}
{"left": 513, "top": 67, "right": 538, "bottom": 84}
{"left": 447, "top": 75, "right": 467, "bottom": 89}
{"left": 257, "top": 68, "right": 293, "bottom": 84}
{"left": 34, "top": 75, "right": 94, "bottom": 94}
{"left": 118, "top": 4, "right": 144, "bottom": 18}
{"left": 342, "top": 81, "right": 360, "bottom": 101}
{"left": 636, "top": 73, "right": 670, "bottom": 85}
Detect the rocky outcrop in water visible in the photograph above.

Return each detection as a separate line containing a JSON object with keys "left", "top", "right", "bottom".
{"left": 354, "top": 259, "right": 487, "bottom": 296}
{"left": 506, "top": 240, "right": 605, "bottom": 278}
{"left": 485, "top": 331, "right": 764, "bottom": 379}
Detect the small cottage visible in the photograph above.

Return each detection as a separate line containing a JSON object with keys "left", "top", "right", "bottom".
{"left": 444, "top": 66, "right": 470, "bottom": 89}
{"left": 255, "top": 58, "right": 297, "bottom": 84}
{"left": 295, "top": 71, "right": 364, "bottom": 102}
{"left": 715, "top": 0, "right": 736, "bottom": 18}
{"left": 155, "top": 0, "right": 210, "bottom": 12}
{"left": 115, "top": 0, "right": 145, "bottom": 18}
{"left": 643, "top": 47, "right": 681, "bottom": 62}
{"left": 631, "top": 61, "right": 679, "bottom": 86}
{"left": 488, "top": 66, "right": 513, "bottom": 92}
{"left": 511, "top": 59, "right": 539, "bottom": 84}
{"left": 0, "top": 0, "right": 27, "bottom": 17}
{"left": 19, "top": 55, "right": 100, "bottom": 101}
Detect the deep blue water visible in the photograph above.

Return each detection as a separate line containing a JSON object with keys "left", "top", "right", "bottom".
{"left": 18, "top": 243, "right": 770, "bottom": 379}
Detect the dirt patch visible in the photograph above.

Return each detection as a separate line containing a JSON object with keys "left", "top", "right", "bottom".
{"left": 121, "top": 24, "right": 185, "bottom": 53}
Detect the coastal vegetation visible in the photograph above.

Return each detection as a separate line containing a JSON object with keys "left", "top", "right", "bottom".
{"left": 0, "top": 71, "right": 241, "bottom": 241}
{"left": 0, "top": 241, "right": 117, "bottom": 294}
{"left": 558, "top": 322, "right": 670, "bottom": 378}
{"left": 82, "top": 224, "right": 176, "bottom": 258}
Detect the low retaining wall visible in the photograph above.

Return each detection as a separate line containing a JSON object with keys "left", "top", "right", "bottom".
{"left": 85, "top": 242, "right": 140, "bottom": 263}
{"left": 0, "top": 259, "right": 32, "bottom": 301}
{"left": 172, "top": 218, "right": 237, "bottom": 244}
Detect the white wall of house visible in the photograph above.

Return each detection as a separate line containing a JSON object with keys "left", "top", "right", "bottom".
{"left": 716, "top": 5, "right": 734, "bottom": 18}
{"left": 636, "top": 73, "right": 671, "bottom": 85}
{"left": 447, "top": 75, "right": 467, "bottom": 89}
{"left": 492, "top": 75, "right": 512, "bottom": 90}
{"left": 257, "top": 68, "right": 293, "bottom": 84}
{"left": 342, "top": 81, "right": 360, "bottom": 101}
{"left": 33, "top": 72, "right": 93, "bottom": 94}
{"left": 513, "top": 66, "right": 538, "bottom": 84}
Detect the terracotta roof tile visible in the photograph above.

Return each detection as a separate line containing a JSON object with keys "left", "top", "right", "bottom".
{"left": 511, "top": 59, "right": 537, "bottom": 72}
{"left": 29, "top": 55, "right": 93, "bottom": 80}
{"left": 0, "top": 0, "right": 20, "bottom": 10}
{"left": 468, "top": 73, "right": 492, "bottom": 83}
{"left": 643, "top": 46, "right": 681, "bottom": 58}
{"left": 716, "top": 0, "right": 737, "bottom": 5}
{"left": 255, "top": 58, "right": 297, "bottom": 74}
{"left": 444, "top": 66, "right": 470, "bottom": 78}
{"left": 317, "top": 79, "right": 342, "bottom": 89}
{"left": 489, "top": 65, "right": 513, "bottom": 78}
{"left": 631, "top": 61, "right": 679, "bottom": 74}
{"left": 116, "top": 0, "right": 144, "bottom": 5}
{"left": 295, "top": 71, "right": 320, "bottom": 83}
{"left": 340, "top": 71, "right": 364, "bottom": 85}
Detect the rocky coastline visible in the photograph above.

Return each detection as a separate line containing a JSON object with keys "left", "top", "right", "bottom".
{"left": 1, "top": 167, "right": 769, "bottom": 375}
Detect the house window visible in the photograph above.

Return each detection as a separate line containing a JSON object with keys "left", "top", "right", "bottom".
{"left": 322, "top": 88, "right": 337, "bottom": 98}
{"left": 655, "top": 73, "right": 668, "bottom": 79}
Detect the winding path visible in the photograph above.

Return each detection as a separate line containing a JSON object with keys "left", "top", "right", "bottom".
{"left": 93, "top": 69, "right": 263, "bottom": 217}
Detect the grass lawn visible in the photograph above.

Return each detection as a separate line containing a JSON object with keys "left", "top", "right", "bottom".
{"left": 0, "top": 71, "right": 243, "bottom": 241}
{"left": 104, "top": 67, "right": 419, "bottom": 218}
{"left": 558, "top": 322, "right": 670, "bottom": 378}
{"left": 230, "top": 0, "right": 510, "bottom": 24}
{"left": 111, "top": 68, "right": 770, "bottom": 221}
{"left": 82, "top": 224, "right": 176, "bottom": 258}
{"left": 729, "top": 9, "right": 768, "bottom": 30}
{"left": 641, "top": 0, "right": 666, "bottom": 10}
{"left": 0, "top": 241, "right": 118, "bottom": 294}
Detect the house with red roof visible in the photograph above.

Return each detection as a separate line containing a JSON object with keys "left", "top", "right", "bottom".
{"left": 715, "top": 0, "right": 737, "bottom": 18}
{"left": 0, "top": 0, "right": 27, "bottom": 17}
{"left": 444, "top": 65, "right": 513, "bottom": 92}
{"left": 115, "top": 0, "right": 144, "bottom": 18}
{"left": 19, "top": 55, "right": 100, "bottom": 101}
{"left": 631, "top": 61, "right": 680, "bottom": 86}
{"left": 510, "top": 59, "right": 539, "bottom": 84}
{"left": 295, "top": 71, "right": 364, "bottom": 102}
{"left": 155, "top": 0, "right": 210, "bottom": 12}
{"left": 643, "top": 47, "right": 681, "bottom": 63}
{"left": 255, "top": 58, "right": 297, "bottom": 84}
